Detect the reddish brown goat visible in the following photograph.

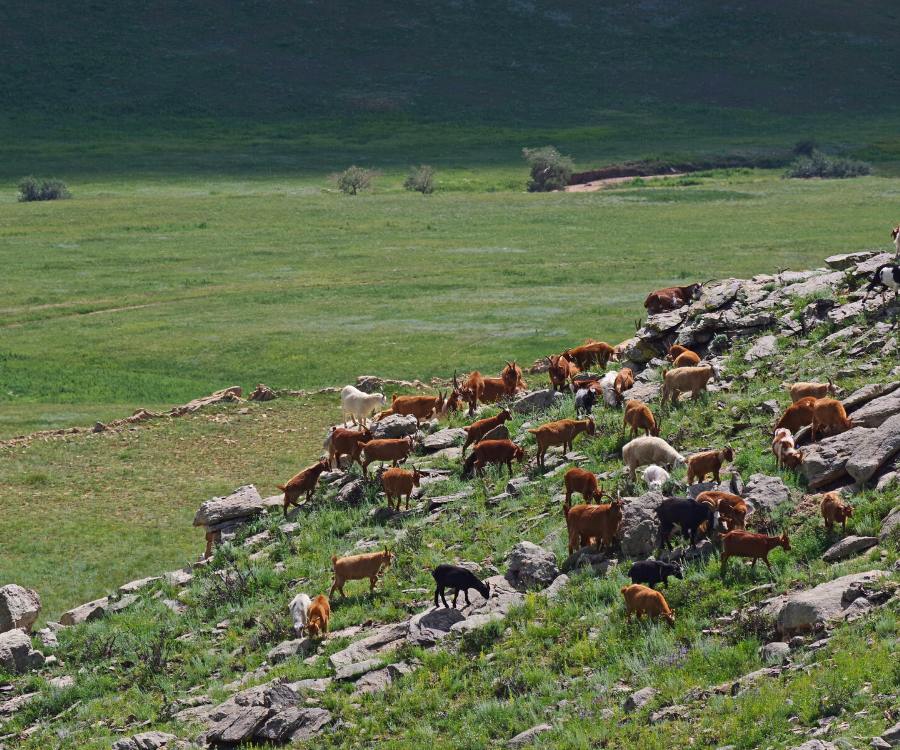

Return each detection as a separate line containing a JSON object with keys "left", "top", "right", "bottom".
{"left": 696, "top": 490, "right": 747, "bottom": 531}
{"left": 673, "top": 351, "right": 701, "bottom": 368}
{"left": 563, "top": 499, "right": 624, "bottom": 553}
{"left": 622, "top": 400, "right": 660, "bottom": 439}
{"left": 615, "top": 368, "right": 635, "bottom": 396}
{"left": 306, "top": 594, "right": 331, "bottom": 638}
{"left": 821, "top": 492, "right": 854, "bottom": 533}
{"left": 686, "top": 446, "right": 735, "bottom": 485}
{"left": 547, "top": 354, "right": 578, "bottom": 391}
{"left": 501, "top": 360, "right": 527, "bottom": 393}
{"left": 330, "top": 549, "right": 394, "bottom": 598}
{"left": 644, "top": 282, "right": 705, "bottom": 315}
{"left": 469, "top": 439, "right": 527, "bottom": 477}
{"left": 327, "top": 427, "right": 373, "bottom": 470}
{"left": 382, "top": 467, "right": 423, "bottom": 511}
{"left": 278, "top": 460, "right": 331, "bottom": 516}
{"left": 361, "top": 437, "right": 415, "bottom": 477}
{"left": 457, "top": 370, "right": 514, "bottom": 416}
{"left": 620, "top": 584, "right": 676, "bottom": 626}
{"left": 563, "top": 342, "right": 616, "bottom": 371}
{"left": 665, "top": 345, "right": 691, "bottom": 362}
{"left": 774, "top": 396, "right": 817, "bottom": 434}
{"left": 811, "top": 398, "right": 853, "bottom": 442}
{"left": 461, "top": 408, "right": 513, "bottom": 456}
{"left": 528, "top": 418, "right": 596, "bottom": 467}
{"left": 563, "top": 467, "right": 606, "bottom": 506}
{"left": 376, "top": 393, "right": 446, "bottom": 424}
{"left": 720, "top": 530, "right": 791, "bottom": 573}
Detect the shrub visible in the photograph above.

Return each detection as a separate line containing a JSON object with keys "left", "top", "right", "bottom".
{"left": 329, "top": 165, "right": 381, "bottom": 195}
{"left": 522, "top": 146, "right": 574, "bottom": 192}
{"left": 783, "top": 151, "right": 871, "bottom": 179}
{"left": 17, "top": 176, "right": 72, "bottom": 202}
{"left": 403, "top": 165, "right": 435, "bottom": 194}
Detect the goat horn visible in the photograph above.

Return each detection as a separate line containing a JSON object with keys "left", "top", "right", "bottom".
{"left": 504, "top": 360, "right": 512, "bottom": 368}
{"left": 827, "top": 376, "right": 833, "bottom": 386}
{"left": 701, "top": 279, "right": 715, "bottom": 286}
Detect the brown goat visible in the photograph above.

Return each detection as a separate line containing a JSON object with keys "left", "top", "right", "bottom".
{"left": 327, "top": 427, "right": 374, "bottom": 469}
{"left": 457, "top": 370, "right": 514, "bottom": 415}
{"left": 620, "top": 584, "right": 676, "bottom": 626}
{"left": 528, "top": 418, "right": 596, "bottom": 467}
{"left": 306, "top": 594, "right": 331, "bottom": 638}
{"left": 563, "top": 467, "right": 606, "bottom": 506}
{"left": 821, "top": 492, "right": 854, "bottom": 533}
{"left": 665, "top": 345, "right": 691, "bottom": 362}
{"left": 563, "top": 341, "right": 616, "bottom": 371}
{"left": 720, "top": 531, "right": 791, "bottom": 573}
{"left": 377, "top": 393, "right": 445, "bottom": 424}
{"left": 329, "top": 548, "right": 394, "bottom": 598}
{"left": 774, "top": 396, "right": 817, "bottom": 434}
{"left": 811, "top": 398, "right": 853, "bottom": 442}
{"left": 696, "top": 490, "right": 747, "bottom": 531}
{"left": 547, "top": 354, "right": 578, "bottom": 391}
{"left": 461, "top": 408, "right": 513, "bottom": 456}
{"left": 470, "top": 439, "right": 527, "bottom": 477}
{"left": 660, "top": 363, "right": 720, "bottom": 405}
{"left": 623, "top": 400, "right": 660, "bottom": 438}
{"left": 563, "top": 499, "right": 624, "bottom": 553}
{"left": 382, "top": 467, "right": 423, "bottom": 511}
{"left": 644, "top": 282, "right": 705, "bottom": 315}
{"left": 278, "top": 460, "right": 330, "bottom": 516}
{"left": 686, "top": 446, "right": 735, "bottom": 485}
{"left": 784, "top": 379, "right": 836, "bottom": 404}
{"left": 673, "top": 351, "right": 701, "bottom": 368}
{"left": 361, "top": 437, "right": 415, "bottom": 477}
{"left": 501, "top": 360, "right": 527, "bottom": 393}
{"left": 615, "top": 368, "right": 635, "bottom": 396}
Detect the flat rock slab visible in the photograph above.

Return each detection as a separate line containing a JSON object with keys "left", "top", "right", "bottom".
{"left": 109, "top": 595, "right": 140, "bottom": 614}
{"left": 801, "top": 427, "right": 873, "bottom": 489}
{"left": 328, "top": 622, "right": 409, "bottom": 668}
{"left": 61, "top": 597, "right": 109, "bottom": 626}
{"left": 506, "top": 723, "right": 553, "bottom": 748}
{"left": 0, "top": 585, "right": 41, "bottom": 633}
{"left": 426, "top": 489, "right": 474, "bottom": 512}
{"left": 268, "top": 638, "right": 315, "bottom": 663}
{"left": 335, "top": 657, "right": 383, "bottom": 681}
{"left": 744, "top": 335, "right": 778, "bottom": 362}
{"left": 207, "top": 705, "right": 272, "bottom": 742}
{"left": 407, "top": 607, "right": 466, "bottom": 646}
{"left": 118, "top": 576, "right": 162, "bottom": 595}
{"left": 846, "top": 413, "right": 900, "bottom": 482}
{"left": 847, "top": 389, "right": 900, "bottom": 429}
{"left": 787, "top": 742, "right": 839, "bottom": 750}
{"left": 421, "top": 428, "right": 467, "bottom": 452}
{"left": 111, "top": 731, "right": 178, "bottom": 750}
{"left": 842, "top": 381, "right": 900, "bottom": 412}
{"left": 512, "top": 389, "right": 566, "bottom": 414}
{"left": 776, "top": 569, "right": 889, "bottom": 633}
{"left": 194, "top": 485, "right": 264, "bottom": 527}
{"left": 255, "top": 707, "right": 332, "bottom": 743}
{"left": 450, "top": 612, "right": 505, "bottom": 633}
{"left": 0, "top": 691, "right": 38, "bottom": 715}
{"left": 821, "top": 535, "right": 879, "bottom": 562}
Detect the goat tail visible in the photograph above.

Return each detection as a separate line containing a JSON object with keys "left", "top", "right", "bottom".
{"left": 527, "top": 429, "right": 539, "bottom": 435}
{"left": 277, "top": 484, "right": 287, "bottom": 492}
{"left": 391, "top": 392, "right": 399, "bottom": 403}
{"left": 562, "top": 503, "right": 571, "bottom": 518}
{"left": 331, "top": 554, "right": 338, "bottom": 567}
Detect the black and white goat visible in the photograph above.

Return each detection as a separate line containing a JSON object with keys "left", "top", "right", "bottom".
{"left": 865, "top": 263, "right": 900, "bottom": 304}
{"left": 892, "top": 223, "right": 900, "bottom": 259}
{"left": 574, "top": 387, "right": 598, "bottom": 417}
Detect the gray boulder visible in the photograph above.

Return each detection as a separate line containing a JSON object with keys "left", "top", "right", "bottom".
{"left": 371, "top": 414, "right": 418, "bottom": 440}
{"left": 504, "top": 542, "right": 559, "bottom": 590}
{"left": 208, "top": 705, "right": 272, "bottom": 742}
{"left": 511, "top": 389, "right": 566, "bottom": 414}
{"left": 882, "top": 722, "right": 900, "bottom": 744}
{"left": 193, "top": 485, "right": 264, "bottom": 527}
{"left": 825, "top": 251, "right": 878, "bottom": 270}
{"left": 407, "top": 607, "right": 465, "bottom": 647}
{"left": 821, "top": 535, "right": 879, "bottom": 562}
{"left": 842, "top": 381, "right": 900, "bottom": 412}
{"left": 506, "top": 477, "right": 533, "bottom": 496}
{"left": 618, "top": 492, "right": 664, "bottom": 558}
{"left": 848, "top": 389, "right": 900, "bottom": 429}
{"left": 758, "top": 642, "right": 791, "bottom": 664}
{"left": 0, "top": 629, "right": 44, "bottom": 673}
{"left": 0, "top": 585, "right": 41, "bottom": 633}
{"left": 481, "top": 424, "right": 510, "bottom": 442}
{"left": 334, "top": 658, "right": 383, "bottom": 681}
{"left": 744, "top": 335, "right": 778, "bottom": 362}
{"left": 267, "top": 638, "right": 314, "bottom": 663}
{"left": 421, "top": 428, "right": 467, "bottom": 452}
{"left": 506, "top": 723, "right": 553, "bottom": 748}
{"left": 801, "top": 428, "right": 873, "bottom": 489}
{"left": 328, "top": 622, "right": 408, "bottom": 668}
{"left": 777, "top": 570, "right": 889, "bottom": 633}
{"left": 111, "top": 732, "right": 178, "bottom": 750}
{"left": 37, "top": 628, "right": 59, "bottom": 649}
{"left": 880, "top": 506, "right": 900, "bottom": 544}
{"left": 787, "top": 742, "right": 839, "bottom": 750}
{"left": 255, "top": 707, "right": 331, "bottom": 742}
{"left": 846, "top": 413, "right": 900, "bottom": 482}
{"left": 60, "top": 597, "right": 109, "bottom": 626}
{"left": 335, "top": 478, "right": 366, "bottom": 505}
{"left": 742, "top": 474, "right": 791, "bottom": 515}
{"left": 624, "top": 686, "right": 657, "bottom": 713}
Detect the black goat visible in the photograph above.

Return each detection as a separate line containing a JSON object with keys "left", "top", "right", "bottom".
{"left": 432, "top": 564, "right": 491, "bottom": 609}
{"left": 627, "top": 560, "right": 684, "bottom": 589}
{"left": 865, "top": 263, "right": 900, "bottom": 304}
{"left": 574, "top": 387, "right": 598, "bottom": 418}
{"left": 655, "top": 496, "right": 715, "bottom": 551}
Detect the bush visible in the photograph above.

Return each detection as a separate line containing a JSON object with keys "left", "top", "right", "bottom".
{"left": 17, "top": 176, "right": 72, "bottom": 202}
{"left": 783, "top": 151, "right": 871, "bottom": 179}
{"left": 522, "top": 146, "right": 574, "bottom": 192}
{"left": 794, "top": 139, "right": 819, "bottom": 157}
{"left": 403, "top": 165, "right": 435, "bottom": 194}
{"left": 329, "top": 165, "right": 381, "bottom": 195}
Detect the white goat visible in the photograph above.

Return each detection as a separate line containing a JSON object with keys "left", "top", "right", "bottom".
{"left": 289, "top": 592, "right": 312, "bottom": 637}
{"left": 642, "top": 464, "right": 670, "bottom": 491}
{"left": 599, "top": 370, "right": 620, "bottom": 408}
{"left": 340, "top": 385, "right": 387, "bottom": 428}
{"left": 623, "top": 436, "right": 685, "bottom": 481}
{"left": 893, "top": 223, "right": 900, "bottom": 259}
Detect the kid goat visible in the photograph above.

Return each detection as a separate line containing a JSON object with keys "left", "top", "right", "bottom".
{"left": 431, "top": 564, "right": 490, "bottom": 609}
{"left": 330, "top": 549, "right": 394, "bottom": 598}
{"left": 528, "top": 418, "right": 596, "bottom": 467}
{"left": 340, "top": 385, "right": 387, "bottom": 428}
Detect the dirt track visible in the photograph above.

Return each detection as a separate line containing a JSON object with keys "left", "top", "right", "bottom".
{"left": 564, "top": 173, "right": 688, "bottom": 192}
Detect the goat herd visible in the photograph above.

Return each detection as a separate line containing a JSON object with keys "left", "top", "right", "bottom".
{"left": 277, "top": 280, "right": 863, "bottom": 634}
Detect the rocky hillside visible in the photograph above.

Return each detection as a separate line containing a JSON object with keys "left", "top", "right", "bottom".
{"left": 1, "top": 252, "right": 900, "bottom": 750}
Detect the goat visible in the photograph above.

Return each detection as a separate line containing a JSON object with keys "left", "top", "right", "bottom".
{"left": 627, "top": 560, "right": 684, "bottom": 590}
{"left": 462, "top": 439, "right": 527, "bottom": 477}
{"left": 774, "top": 396, "right": 817, "bottom": 434}
{"left": 457, "top": 370, "right": 514, "bottom": 415}
{"left": 329, "top": 548, "right": 394, "bottom": 598}
{"left": 382, "top": 467, "right": 423, "bottom": 511}
{"left": 461, "top": 408, "right": 513, "bottom": 456}
{"left": 665, "top": 345, "right": 692, "bottom": 362}
{"left": 620, "top": 584, "right": 676, "bottom": 626}
{"left": 563, "top": 341, "right": 616, "bottom": 371}
{"left": 772, "top": 427, "right": 804, "bottom": 470}
{"left": 642, "top": 464, "right": 670, "bottom": 490}
{"left": 821, "top": 492, "right": 854, "bottom": 533}
{"left": 685, "top": 446, "right": 735, "bottom": 485}
{"left": 547, "top": 354, "right": 578, "bottom": 391}
{"left": 501, "top": 360, "right": 527, "bottom": 393}
{"left": 615, "top": 367, "right": 635, "bottom": 397}
{"left": 563, "top": 499, "right": 625, "bottom": 554}
{"left": 660, "top": 363, "right": 720, "bottom": 406}
{"left": 376, "top": 393, "right": 446, "bottom": 424}
{"left": 598, "top": 371, "right": 622, "bottom": 408}
{"left": 810, "top": 398, "right": 853, "bottom": 442}
{"left": 306, "top": 594, "right": 331, "bottom": 638}
{"left": 695, "top": 490, "right": 747, "bottom": 531}
{"left": 340, "top": 385, "right": 387, "bottom": 428}
{"left": 656, "top": 496, "right": 715, "bottom": 551}
{"left": 865, "top": 263, "right": 900, "bottom": 304}
{"left": 528, "top": 418, "right": 595, "bottom": 467}
{"left": 326, "top": 427, "right": 373, "bottom": 469}
{"left": 643, "top": 282, "right": 707, "bottom": 315}
{"left": 623, "top": 436, "right": 685, "bottom": 481}
{"left": 893, "top": 223, "right": 900, "bottom": 259}
{"left": 431, "top": 564, "right": 491, "bottom": 609}
{"left": 719, "top": 531, "right": 791, "bottom": 574}
{"left": 361, "top": 437, "right": 415, "bottom": 477}
{"left": 574, "top": 386, "right": 599, "bottom": 418}
{"left": 623, "top": 400, "right": 660, "bottom": 439}
{"left": 563, "top": 467, "right": 606, "bottom": 505}
{"left": 278, "top": 460, "right": 330, "bottom": 516}
{"left": 288, "top": 592, "right": 312, "bottom": 637}
{"left": 673, "top": 351, "right": 701, "bottom": 368}
{"left": 784, "top": 379, "right": 835, "bottom": 404}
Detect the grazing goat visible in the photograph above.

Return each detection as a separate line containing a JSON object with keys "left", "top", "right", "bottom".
{"left": 563, "top": 467, "right": 606, "bottom": 505}
{"left": 772, "top": 428, "right": 804, "bottom": 469}
{"left": 685, "top": 446, "right": 735, "bottom": 485}
{"left": 340, "top": 385, "right": 387, "bottom": 428}
{"left": 642, "top": 464, "right": 670, "bottom": 490}
{"left": 306, "top": 594, "right": 331, "bottom": 638}
{"left": 462, "top": 439, "right": 527, "bottom": 477}
{"left": 774, "top": 396, "right": 817, "bottom": 434}
{"left": 627, "top": 560, "right": 683, "bottom": 590}
{"left": 382, "top": 467, "right": 423, "bottom": 511}
{"left": 461, "top": 408, "right": 513, "bottom": 456}
{"left": 784, "top": 379, "right": 835, "bottom": 404}
{"left": 329, "top": 548, "right": 394, "bottom": 598}
{"left": 501, "top": 360, "right": 527, "bottom": 393}
{"left": 574, "top": 386, "right": 599, "bottom": 418}
{"left": 720, "top": 531, "right": 791, "bottom": 574}
{"left": 361, "top": 437, "right": 415, "bottom": 477}
{"left": 696, "top": 490, "right": 747, "bottom": 531}
{"left": 623, "top": 400, "right": 660, "bottom": 439}
{"left": 278, "top": 460, "right": 330, "bottom": 516}
{"left": 656, "top": 496, "right": 715, "bottom": 551}
{"left": 326, "top": 427, "right": 373, "bottom": 469}
{"left": 431, "top": 564, "right": 491, "bottom": 609}
{"left": 289, "top": 592, "right": 312, "bottom": 637}
{"left": 865, "top": 263, "right": 900, "bottom": 304}
{"left": 623, "top": 436, "right": 685, "bottom": 481}
{"left": 563, "top": 499, "right": 625, "bottom": 554}
{"left": 615, "top": 368, "right": 635, "bottom": 397}
{"left": 376, "top": 393, "right": 447, "bottom": 424}
{"left": 620, "top": 584, "right": 676, "bottom": 626}
{"left": 821, "top": 492, "right": 854, "bottom": 533}
{"left": 528, "top": 418, "right": 596, "bottom": 467}
{"left": 644, "top": 282, "right": 706, "bottom": 315}
{"left": 673, "top": 351, "right": 701, "bottom": 368}
{"left": 665, "top": 345, "right": 691, "bottom": 361}
{"left": 563, "top": 341, "right": 616, "bottom": 371}
{"left": 457, "top": 370, "right": 514, "bottom": 415}
{"left": 810, "top": 398, "right": 853, "bottom": 442}
{"left": 598, "top": 371, "right": 621, "bottom": 407}
{"left": 660, "top": 363, "right": 720, "bottom": 406}
{"left": 547, "top": 354, "right": 578, "bottom": 391}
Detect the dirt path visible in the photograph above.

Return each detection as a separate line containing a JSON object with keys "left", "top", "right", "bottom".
{"left": 564, "top": 173, "right": 688, "bottom": 192}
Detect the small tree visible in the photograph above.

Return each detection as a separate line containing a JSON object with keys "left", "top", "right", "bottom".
{"left": 523, "top": 146, "right": 574, "bottom": 192}
{"left": 403, "top": 165, "right": 435, "bottom": 194}
{"left": 18, "top": 176, "right": 71, "bottom": 202}
{"left": 329, "top": 165, "right": 380, "bottom": 195}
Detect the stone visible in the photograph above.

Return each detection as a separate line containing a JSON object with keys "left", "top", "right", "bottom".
{"left": 743, "top": 335, "right": 778, "bottom": 362}
{"left": 871, "top": 738, "right": 892, "bottom": 750}
{"left": 207, "top": 705, "right": 272, "bottom": 742}
{"left": 421, "top": 428, "right": 467, "bottom": 452}
{"left": 109, "top": 594, "right": 140, "bottom": 613}
{"left": 880, "top": 506, "right": 900, "bottom": 544}
{"left": 288, "top": 678, "right": 332, "bottom": 693}
{"left": 742, "top": 474, "right": 791, "bottom": 514}
{"left": 649, "top": 705, "right": 689, "bottom": 725}
{"left": 852, "top": 252, "right": 895, "bottom": 277}
{"left": 506, "top": 477, "right": 533, "bottom": 496}
{"left": 801, "top": 428, "right": 874, "bottom": 489}
{"left": 355, "top": 375, "right": 384, "bottom": 393}
{"left": 504, "top": 542, "right": 559, "bottom": 590}
{"left": 371, "top": 414, "right": 418, "bottom": 440}
{"left": 481, "top": 424, "right": 510, "bottom": 442}
{"left": 193, "top": 485, "right": 264, "bottom": 527}
{"left": 60, "top": 597, "right": 109, "bottom": 626}
{"left": 407, "top": 607, "right": 465, "bottom": 647}
{"left": 846, "top": 413, "right": 900, "bottom": 482}
{"left": 541, "top": 574, "right": 569, "bottom": 600}
{"left": 426, "top": 489, "right": 474, "bottom": 512}
{"left": 267, "top": 638, "right": 314, "bottom": 663}
{"left": 777, "top": 570, "right": 889, "bottom": 633}
{"left": 821, "top": 535, "right": 879, "bottom": 562}
{"left": 118, "top": 576, "right": 162, "bottom": 595}
{"left": 328, "top": 623, "right": 409, "bottom": 668}
{"left": 848, "top": 389, "right": 900, "bottom": 429}
{"left": 842, "top": 381, "right": 900, "bottom": 412}
{"left": 759, "top": 642, "right": 791, "bottom": 664}
{"left": 511, "top": 389, "right": 566, "bottom": 414}
{"left": 506, "top": 723, "right": 553, "bottom": 748}
{"left": 622, "top": 380, "right": 662, "bottom": 404}
{"left": 0, "top": 585, "right": 41, "bottom": 633}
{"left": 825, "top": 251, "right": 877, "bottom": 270}
{"left": 882, "top": 722, "right": 900, "bottom": 744}
{"left": 351, "top": 667, "right": 394, "bottom": 695}
{"left": 787, "top": 742, "right": 839, "bottom": 750}
{"left": 255, "top": 707, "right": 332, "bottom": 742}
{"left": 450, "top": 612, "right": 505, "bottom": 633}
{"left": 618, "top": 491, "right": 664, "bottom": 558}
{"left": 624, "top": 686, "right": 657, "bottom": 713}
{"left": 164, "top": 569, "right": 193, "bottom": 587}
{"left": 111, "top": 731, "right": 178, "bottom": 750}
{"left": 48, "top": 675, "right": 74, "bottom": 688}
{"left": 36, "top": 628, "right": 58, "bottom": 649}
{"left": 782, "top": 271, "right": 843, "bottom": 297}
{"left": 877, "top": 472, "right": 898, "bottom": 491}
{"left": 0, "top": 629, "right": 44, "bottom": 673}
{"left": 335, "top": 478, "right": 366, "bottom": 505}
{"left": 334, "top": 658, "right": 383, "bottom": 681}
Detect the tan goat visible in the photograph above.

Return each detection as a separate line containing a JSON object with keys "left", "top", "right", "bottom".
{"left": 615, "top": 368, "right": 635, "bottom": 396}
{"left": 528, "top": 418, "right": 596, "bottom": 467}
{"left": 660, "top": 363, "right": 720, "bottom": 406}
{"left": 382, "top": 467, "right": 423, "bottom": 511}
{"left": 623, "top": 400, "right": 660, "bottom": 438}
{"left": 329, "top": 548, "right": 394, "bottom": 598}
{"left": 784, "top": 378, "right": 836, "bottom": 404}
{"left": 810, "top": 398, "right": 853, "bottom": 442}
{"left": 686, "top": 446, "right": 735, "bottom": 485}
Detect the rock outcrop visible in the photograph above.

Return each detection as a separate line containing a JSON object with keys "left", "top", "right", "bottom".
{"left": 775, "top": 570, "right": 889, "bottom": 633}
{"left": 0, "top": 629, "right": 45, "bottom": 673}
{"left": 0, "top": 585, "right": 41, "bottom": 633}
{"left": 504, "top": 542, "right": 559, "bottom": 590}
